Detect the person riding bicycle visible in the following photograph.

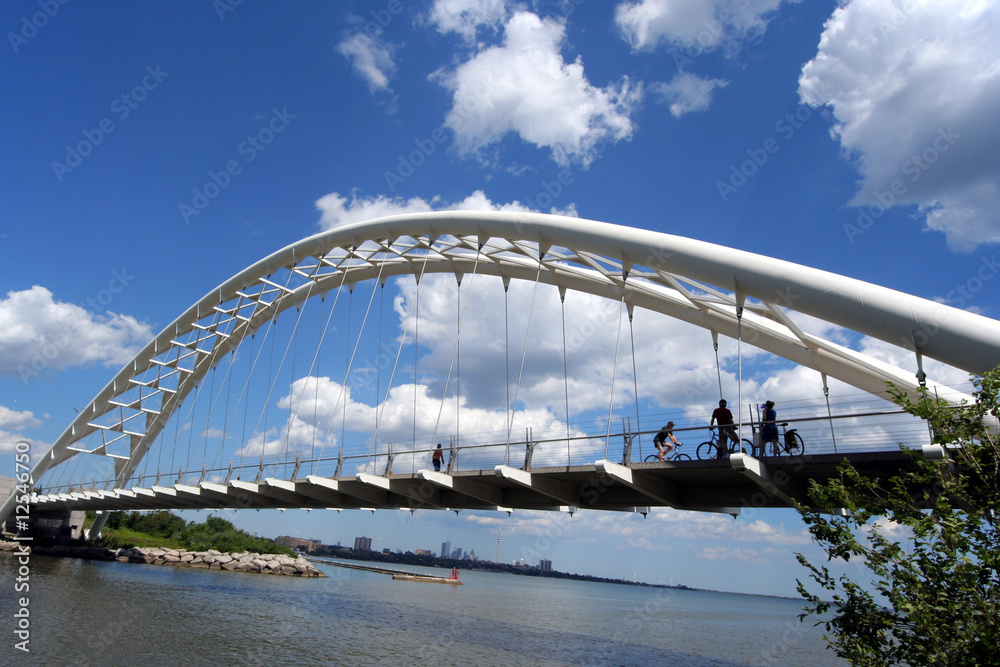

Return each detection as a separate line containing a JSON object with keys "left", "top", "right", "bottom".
{"left": 710, "top": 399, "right": 738, "bottom": 459}
{"left": 653, "top": 422, "right": 680, "bottom": 461}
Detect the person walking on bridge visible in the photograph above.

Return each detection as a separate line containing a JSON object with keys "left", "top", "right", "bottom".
{"left": 432, "top": 444, "right": 445, "bottom": 472}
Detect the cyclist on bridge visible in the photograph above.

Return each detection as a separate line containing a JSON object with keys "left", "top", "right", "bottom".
{"left": 710, "top": 399, "right": 738, "bottom": 459}
{"left": 653, "top": 422, "right": 681, "bottom": 461}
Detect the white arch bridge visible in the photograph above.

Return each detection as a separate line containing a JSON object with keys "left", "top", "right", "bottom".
{"left": 4, "top": 212, "right": 999, "bottom": 534}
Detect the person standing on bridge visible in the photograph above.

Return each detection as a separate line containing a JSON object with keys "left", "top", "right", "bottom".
{"left": 760, "top": 401, "right": 779, "bottom": 456}
{"left": 710, "top": 399, "right": 738, "bottom": 459}
{"left": 653, "top": 422, "right": 680, "bottom": 461}
{"left": 432, "top": 444, "right": 445, "bottom": 472}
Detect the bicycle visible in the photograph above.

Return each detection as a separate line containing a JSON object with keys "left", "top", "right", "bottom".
{"left": 697, "top": 427, "right": 755, "bottom": 460}
{"left": 643, "top": 442, "right": 691, "bottom": 462}
{"left": 762, "top": 423, "right": 805, "bottom": 456}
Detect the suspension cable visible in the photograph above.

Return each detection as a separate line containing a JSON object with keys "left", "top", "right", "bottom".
{"left": 456, "top": 274, "right": 461, "bottom": 451}
{"left": 259, "top": 311, "right": 278, "bottom": 471}
{"left": 413, "top": 273, "right": 419, "bottom": 453}
{"left": 374, "top": 279, "right": 384, "bottom": 460}
{"left": 305, "top": 289, "right": 343, "bottom": 474}
{"left": 280, "top": 300, "right": 304, "bottom": 462}
{"left": 306, "top": 261, "right": 351, "bottom": 474}
{"left": 605, "top": 284, "right": 627, "bottom": 450}
{"left": 507, "top": 261, "right": 543, "bottom": 446}
{"left": 712, "top": 331, "right": 723, "bottom": 400}
{"left": 823, "top": 373, "right": 838, "bottom": 454}
{"left": 344, "top": 286, "right": 353, "bottom": 464}
{"left": 312, "top": 294, "right": 324, "bottom": 460}
{"left": 369, "top": 257, "right": 428, "bottom": 462}
{"left": 197, "top": 365, "right": 217, "bottom": 474}
{"left": 737, "top": 304, "right": 744, "bottom": 453}
{"left": 239, "top": 333, "right": 254, "bottom": 472}
{"left": 246, "top": 266, "right": 303, "bottom": 474}
{"left": 560, "top": 286, "right": 571, "bottom": 466}
{"left": 503, "top": 275, "right": 511, "bottom": 446}
{"left": 431, "top": 250, "right": 482, "bottom": 443}
{"left": 627, "top": 298, "right": 642, "bottom": 460}
{"left": 316, "top": 258, "right": 386, "bottom": 469}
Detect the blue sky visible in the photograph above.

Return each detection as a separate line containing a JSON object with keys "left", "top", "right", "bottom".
{"left": 3, "top": 0, "right": 1000, "bottom": 597}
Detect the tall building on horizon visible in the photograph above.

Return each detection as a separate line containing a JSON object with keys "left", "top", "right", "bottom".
{"left": 354, "top": 536, "right": 372, "bottom": 551}
{"left": 441, "top": 540, "right": 451, "bottom": 558}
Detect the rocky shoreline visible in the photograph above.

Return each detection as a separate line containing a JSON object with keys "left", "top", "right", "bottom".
{"left": 0, "top": 540, "right": 325, "bottom": 577}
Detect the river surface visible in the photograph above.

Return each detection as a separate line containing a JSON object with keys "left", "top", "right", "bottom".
{"left": 1, "top": 553, "right": 845, "bottom": 666}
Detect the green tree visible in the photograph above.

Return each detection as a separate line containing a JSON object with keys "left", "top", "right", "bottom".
{"left": 796, "top": 367, "right": 1000, "bottom": 665}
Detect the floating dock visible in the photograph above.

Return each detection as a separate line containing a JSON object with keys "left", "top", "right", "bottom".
{"left": 310, "top": 558, "right": 463, "bottom": 584}
{"left": 393, "top": 567, "right": 463, "bottom": 585}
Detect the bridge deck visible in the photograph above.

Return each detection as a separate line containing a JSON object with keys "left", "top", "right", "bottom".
{"left": 28, "top": 451, "right": 914, "bottom": 516}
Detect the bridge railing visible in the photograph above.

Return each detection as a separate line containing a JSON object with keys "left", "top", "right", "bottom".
{"left": 28, "top": 407, "right": 932, "bottom": 498}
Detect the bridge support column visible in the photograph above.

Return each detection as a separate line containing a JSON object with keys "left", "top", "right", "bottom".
{"left": 495, "top": 465, "right": 579, "bottom": 507}
{"left": 729, "top": 453, "right": 797, "bottom": 507}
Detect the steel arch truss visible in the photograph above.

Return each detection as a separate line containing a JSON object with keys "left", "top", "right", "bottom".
{"left": 7, "top": 211, "right": 1000, "bottom": 522}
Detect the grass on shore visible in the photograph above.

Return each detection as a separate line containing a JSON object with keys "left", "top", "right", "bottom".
{"left": 93, "top": 511, "right": 293, "bottom": 556}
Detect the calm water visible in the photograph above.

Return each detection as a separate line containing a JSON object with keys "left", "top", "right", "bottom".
{"left": 1, "top": 554, "right": 845, "bottom": 666}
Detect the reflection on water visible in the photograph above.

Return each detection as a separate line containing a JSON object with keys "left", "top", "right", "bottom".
{"left": 0, "top": 555, "right": 844, "bottom": 666}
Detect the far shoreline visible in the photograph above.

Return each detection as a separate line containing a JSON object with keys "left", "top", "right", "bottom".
{"left": 306, "top": 547, "right": 801, "bottom": 601}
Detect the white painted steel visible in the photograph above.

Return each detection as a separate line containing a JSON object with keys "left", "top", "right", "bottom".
{"left": 4, "top": 211, "right": 1000, "bottom": 526}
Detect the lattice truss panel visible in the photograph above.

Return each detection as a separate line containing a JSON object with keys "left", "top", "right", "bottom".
{"left": 20, "top": 212, "right": 999, "bottom": 499}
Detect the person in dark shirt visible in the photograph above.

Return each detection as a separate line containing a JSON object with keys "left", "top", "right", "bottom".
{"left": 653, "top": 421, "right": 680, "bottom": 461}
{"left": 710, "top": 399, "right": 737, "bottom": 459}
{"left": 760, "top": 400, "right": 779, "bottom": 456}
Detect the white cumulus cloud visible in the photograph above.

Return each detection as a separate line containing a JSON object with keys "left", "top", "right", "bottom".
{"left": 615, "top": 0, "right": 792, "bottom": 53}
{"left": 337, "top": 31, "right": 398, "bottom": 96}
{"left": 0, "top": 405, "right": 45, "bottom": 455}
{"left": 799, "top": 0, "right": 1000, "bottom": 250}
{"left": 0, "top": 430, "right": 47, "bottom": 455}
{"left": 315, "top": 190, "right": 577, "bottom": 231}
{"left": 651, "top": 72, "right": 729, "bottom": 117}
{"left": 0, "top": 406, "right": 41, "bottom": 431}
{"left": 0, "top": 286, "right": 154, "bottom": 381}
{"left": 433, "top": 11, "right": 642, "bottom": 167}
{"left": 428, "top": 0, "right": 508, "bottom": 41}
